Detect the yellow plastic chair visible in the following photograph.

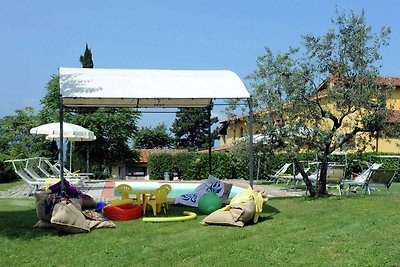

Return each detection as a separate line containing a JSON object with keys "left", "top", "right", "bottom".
{"left": 117, "top": 184, "right": 134, "bottom": 200}
{"left": 145, "top": 184, "right": 171, "bottom": 216}
{"left": 160, "top": 184, "right": 172, "bottom": 210}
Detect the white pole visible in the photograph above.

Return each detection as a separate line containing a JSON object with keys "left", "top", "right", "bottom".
{"left": 69, "top": 141, "right": 72, "bottom": 171}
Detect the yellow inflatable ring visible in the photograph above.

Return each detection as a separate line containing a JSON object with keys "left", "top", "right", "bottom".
{"left": 142, "top": 211, "right": 197, "bottom": 222}
{"left": 109, "top": 198, "right": 134, "bottom": 206}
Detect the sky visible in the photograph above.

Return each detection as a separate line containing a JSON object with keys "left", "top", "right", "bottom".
{"left": 1, "top": 0, "right": 399, "bottom": 129}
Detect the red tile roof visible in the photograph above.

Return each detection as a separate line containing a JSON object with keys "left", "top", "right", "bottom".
{"left": 388, "top": 110, "right": 400, "bottom": 123}
{"left": 138, "top": 149, "right": 188, "bottom": 163}
{"left": 197, "top": 147, "right": 230, "bottom": 153}
{"left": 378, "top": 77, "right": 400, "bottom": 86}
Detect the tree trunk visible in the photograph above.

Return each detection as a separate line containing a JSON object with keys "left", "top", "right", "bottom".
{"left": 317, "top": 146, "right": 329, "bottom": 195}
{"left": 293, "top": 157, "right": 316, "bottom": 197}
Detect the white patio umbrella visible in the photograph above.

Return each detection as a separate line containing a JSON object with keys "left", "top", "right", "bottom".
{"left": 30, "top": 122, "right": 96, "bottom": 140}
{"left": 30, "top": 122, "right": 96, "bottom": 171}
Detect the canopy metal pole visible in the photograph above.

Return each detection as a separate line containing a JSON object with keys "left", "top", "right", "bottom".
{"left": 59, "top": 94, "right": 65, "bottom": 192}
{"left": 208, "top": 105, "right": 212, "bottom": 176}
{"left": 248, "top": 97, "right": 254, "bottom": 188}
{"left": 69, "top": 142, "right": 72, "bottom": 171}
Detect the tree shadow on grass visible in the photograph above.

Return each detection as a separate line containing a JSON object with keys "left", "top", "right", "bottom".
{"left": 259, "top": 204, "right": 280, "bottom": 222}
{"left": 0, "top": 209, "right": 57, "bottom": 239}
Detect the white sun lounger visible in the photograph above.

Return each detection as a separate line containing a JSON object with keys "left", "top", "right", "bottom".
{"left": 269, "top": 163, "right": 293, "bottom": 183}
{"left": 343, "top": 163, "right": 382, "bottom": 192}
{"left": 5, "top": 158, "right": 82, "bottom": 195}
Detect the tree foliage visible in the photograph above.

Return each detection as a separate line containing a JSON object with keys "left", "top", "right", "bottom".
{"left": 134, "top": 123, "right": 174, "bottom": 149}
{"left": 80, "top": 43, "right": 94, "bottom": 68}
{"left": 171, "top": 107, "right": 219, "bottom": 151}
{"left": 70, "top": 108, "right": 140, "bottom": 175}
{"left": 0, "top": 107, "right": 52, "bottom": 182}
{"left": 39, "top": 75, "right": 60, "bottom": 123}
{"left": 37, "top": 44, "right": 141, "bottom": 177}
{"left": 246, "top": 8, "right": 393, "bottom": 196}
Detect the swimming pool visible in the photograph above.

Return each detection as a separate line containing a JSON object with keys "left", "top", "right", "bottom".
{"left": 114, "top": 181, "right": 245, "bottom": 198}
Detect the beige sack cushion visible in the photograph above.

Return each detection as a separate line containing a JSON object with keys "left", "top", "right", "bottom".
{"left": 87, "top": 220, "right": 116, "bottom": 229}
{"left": 231, "top": 200, "right": 256, "bottom": 223}
{"left": 35, "top": 192, "right": 55, "bottom": 222}
{"left": 202, "top": 200, "right": 256, "bottom": 227}
{"left": 35, "top": 191, "right": 83, "bottom": 223}
{"left": 33, "top": 220, "right": 55, "bottom": 229}
{"left": 51, "top": 202, "right": 90, "bottom": 234}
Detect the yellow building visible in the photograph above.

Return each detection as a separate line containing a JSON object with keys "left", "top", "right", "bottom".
{"left": 218, "top": 77, "right": 400, "bottom": 153}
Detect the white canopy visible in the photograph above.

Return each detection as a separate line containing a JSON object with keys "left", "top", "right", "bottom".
{"left": 59, "top": 67, "right": 250, "bottom": 108}
{"left": 58, "top": 67, "right": 254, "bottom": 189}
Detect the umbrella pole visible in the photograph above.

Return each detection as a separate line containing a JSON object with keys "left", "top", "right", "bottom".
{"left": 248, "top": 96, "right": 254, "bottom": 188}
{"left": 59, "top": 95, "right": 65, "bottom": 193}
{"left": 69, "top": 141, "right": 72, "bottom": 172}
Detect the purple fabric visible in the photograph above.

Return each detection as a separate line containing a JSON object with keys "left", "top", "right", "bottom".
{"left": 49, "top": 180, "right": 92, "bottom": 200}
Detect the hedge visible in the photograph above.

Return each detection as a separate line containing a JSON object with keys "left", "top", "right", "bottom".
{"left": 147, "top": 152, "right": 234, "bottom": 180}
{"left": 147, "top": 151, "right": 400, "bottom": 181}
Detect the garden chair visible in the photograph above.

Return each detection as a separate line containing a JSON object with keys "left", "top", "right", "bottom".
{"left": 15, "top": 169, "right": 54, "bottom": 195}
{"left": 5, "top": 159, "right": 78, "bottom": 195}
{"left": 364, "top": 169, "right": 398, "bottom": 195}
{"left": 269, "top": 163, "right": 293, "bottom": 184}
{"left": 116, "top": 183, "right": 141, "bottom": 204}
{"left": 37, "top": 157, "right": 56, "bottom": 178}
{"left": 145, "top": 184, "right": 171, "bottom": 216}
{"left": 292, "top": 167, "right": 311, "bottom": 186}
{"left": 326, "top": 164, "right": 346, "bottom": 195}
{"left": 43, "top": 159, "right": 90, "bottom": 184}
{"left": 343, "top": 163, "right": 382, "bottom": 193}
{"left": 117, "top": 184, "right": 133, "bottom": 199}
{"left": 303, "top": 164, "right": 345, "bottom": 195}
{"left": 54, "top": 162, "right": 94, "bottom": 178}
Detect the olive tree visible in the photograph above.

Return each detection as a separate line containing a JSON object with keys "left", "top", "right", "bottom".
{"left": 247, "top": 9, "right": 393, "bottom": 196}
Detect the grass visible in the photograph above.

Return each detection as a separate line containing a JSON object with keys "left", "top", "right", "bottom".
{"left": 1, "top": 182, "right": 400, "bottom": 266}
{"left": 0, "top": 180, "right": 25, "bottom": 191}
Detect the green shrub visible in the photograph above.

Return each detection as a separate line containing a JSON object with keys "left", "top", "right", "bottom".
{"left": 148, "top": 152, "right": 235, "bottom": 180}
{"left": 197, "top": 152, "right": 233, "bottom": 180}
{"left": 0, "top": 154, "right": 17, "bottom": 183}
{"left": 147, "top": 153, "right": 174, "bottom": 179}
{"left": 172, "top": 152, "right": 199, "bottom": 180}
{"left": 146, "top": 150, "right": 400, "bottom": 181}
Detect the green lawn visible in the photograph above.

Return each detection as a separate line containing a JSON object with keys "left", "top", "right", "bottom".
{"left": 1, "top": 182, "right": 400, "bottom": 266}
{"left": 0, "top": 180, "right": 25, "bottom": 191}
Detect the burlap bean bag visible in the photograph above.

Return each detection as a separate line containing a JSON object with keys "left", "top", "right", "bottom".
{"left": 51, "top": 202, "right": 90, "bottom": 234}
{"left": 202, "top": 200, "right": 256, "bottom": 227}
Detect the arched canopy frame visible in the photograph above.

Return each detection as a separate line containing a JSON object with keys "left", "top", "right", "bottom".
{"left": 59, "top": 67, "right": 254, "bottom": 191}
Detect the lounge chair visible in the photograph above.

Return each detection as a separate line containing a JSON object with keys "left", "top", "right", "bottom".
{"left": 364, "top": 169, "right": 398, "bottom": 195}
{"left": 43, "top": 159, "right": 91, "bottom": 184}
{"left": 326, "top": 164, "right": 346, "bottom": 195}
{"left": 37, "top": 157, "right": 58, "bottom": 178}
{"left": 304, "top": 164, "right": 345, "bottom": 195}
{"left": 269, "top": 163, "right": 293, "bottom": 184}
{"left": 25, "top": 158, "right": 82, "bottom": 185}
{"left": 343, "top": 163, "right": 382, "bottom": 193}
{"left": 5, "top": 159, "right": 70, "bottom": 195}
{"left": 15, "top": 169, "right": 54, "bottom": 195}
{"left": 6, "top": 158, "right": 83, "bottom": 194}
{"left": 53, "top": 162, "right": 94, "bottom": 178}
{"left": 292, "top": 167, "right": 311, "bottom": 185}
